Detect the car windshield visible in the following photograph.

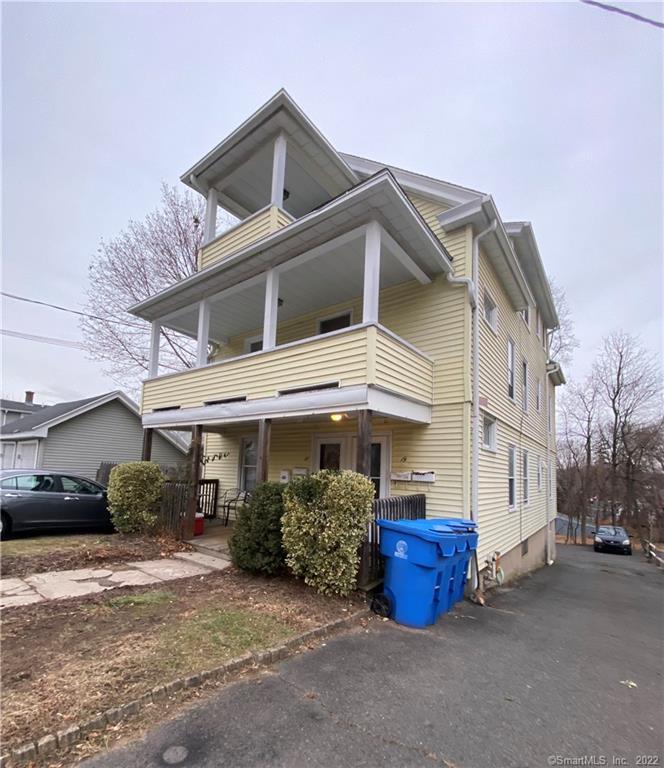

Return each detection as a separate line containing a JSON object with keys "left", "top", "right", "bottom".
{"left": 597, "top": 527, "right": 626, "bottom": 536}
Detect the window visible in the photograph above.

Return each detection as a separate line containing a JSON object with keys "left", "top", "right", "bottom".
{"left": 239, "top": 438, "right": 258, "bottom": 491}
{"left": 508, "top": 445, "right": 516, "bottom": 509}
{"left": 522, "top": 360, "right": 529, "bottom": 412}
{"left": 521, "top": 306, "right": 530, "bottom": 328}
{"left": 522, "top": 450, "right": 529, "bottom": 504}
{"left": 536, "top": 378, "right": 542, "bottom": 412}
{"left": 60, "top": 476, "right": 101, "bottom": 494}
{"left": 536, "top": 312, "right": 543, "bottom": 340}
{"left": 548, "top": 394, "right": 553, "bottom": 433}
{"left": 244, "top": 336, "right": 263, "bottom": 353}
{"left": 0, "top": 441, "right": 16, "bottom": 469}
{"left": 16, "top": 474, "right": 57, "bottom": 492}
{"left": 482, "top": 414, "right": 496, "bottom": 451}
{"left": 483, "top": 291, "right": 497, "bottom": 330}
{"left": 0, "top": 475, "right": 17, "bottom": 490}
{"left": 537, "top": 456, "right": 542, "bottom": 492}
{"left": 507, "top": 340, "right": 515, "bottom": 400}
{"left": 318, "top": 311, "right": 352, "bottom": 335}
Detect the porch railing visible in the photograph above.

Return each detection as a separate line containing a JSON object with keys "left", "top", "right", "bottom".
{"left": 357, "top": 494, "right": 426, "bottom": 591}
{"left": 158, "top": 479, "right": 220, "bottom": 536}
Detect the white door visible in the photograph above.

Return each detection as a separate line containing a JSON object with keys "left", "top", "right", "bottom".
{"left": 15, "top": 441, "right": 38, "bottom": 468}
{"left": 0, "top": 442, "right": 16, "bottom": 469}
{"left": 313, "top": 433, "right": 390, "bottom": 498}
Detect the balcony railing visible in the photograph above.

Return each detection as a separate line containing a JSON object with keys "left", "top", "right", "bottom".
{"left": 199, "top": 205, "right": 293, "bottom": 270}
{"left": 141, "top": 323, "right": 433, "bottom": 415}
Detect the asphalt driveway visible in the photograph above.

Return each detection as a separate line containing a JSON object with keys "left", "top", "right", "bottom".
{"left": 81, "top": 545, "right": 663, "bottom": 768}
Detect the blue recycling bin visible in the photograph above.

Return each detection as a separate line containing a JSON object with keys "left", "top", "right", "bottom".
{"left": 376, "top": 517, "right": 478, "bottom": 628}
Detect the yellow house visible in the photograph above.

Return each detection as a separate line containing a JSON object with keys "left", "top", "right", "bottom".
{"left": 131, "top": 90, "right": 565, "bottom": 581}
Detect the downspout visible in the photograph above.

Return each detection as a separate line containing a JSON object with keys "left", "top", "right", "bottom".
{"left": 545, "top": 356, "right": 561, "bottom": 566}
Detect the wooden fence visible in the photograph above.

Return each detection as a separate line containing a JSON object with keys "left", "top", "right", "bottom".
{"left": 158, "top": 479, "right": 220, "bottom": 537}
{"left": 357, "top": 494, "right": 426, "bottom": 591}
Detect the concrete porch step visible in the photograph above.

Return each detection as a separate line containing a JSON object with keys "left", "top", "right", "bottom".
{"left": 184, "top": 541, "right": 232, "bottom": 561}
{"left": 173, "top": 551, "right": 231, "bottom": 570}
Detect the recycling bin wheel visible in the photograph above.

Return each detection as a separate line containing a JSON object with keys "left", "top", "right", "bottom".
{"left": 371, "top": 592, "right": 392, "bottom": 618}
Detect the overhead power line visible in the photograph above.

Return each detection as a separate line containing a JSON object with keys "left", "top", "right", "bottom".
{"left": 0, "top": 291, "right": 145, "bottom": 328}
{"left": 1, "top": 328, "right": 87, "bottom": 350}
{"left": 580, "top": 0, "right": 664, "bottom": 28}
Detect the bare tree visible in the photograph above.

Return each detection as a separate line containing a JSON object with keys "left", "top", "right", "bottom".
{"left": 548, "top": 276, "right": 579, "bottom": 368}
{"left": 81, "top": 184, "right": 232, "bottom": 393}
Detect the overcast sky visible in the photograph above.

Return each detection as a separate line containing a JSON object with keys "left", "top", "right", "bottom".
{"left": 2, "top": 1, "right": 662, "bottom": 405}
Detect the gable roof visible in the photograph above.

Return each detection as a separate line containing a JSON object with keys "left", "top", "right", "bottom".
{"left": 0, "top": 398, "right": 47, "bottom": 415}
{"left": 0, "top": 391, "right": 187, "bottom": 452}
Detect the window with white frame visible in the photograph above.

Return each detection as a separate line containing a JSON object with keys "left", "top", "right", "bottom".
{"left": 537, "top": 458, "right": 542, "bottom": 492}
{"left": 522, "top": 360, "right": 529, "bottom": 412}
{"left": 507, "top": 339, "right": 515, "bottom": 400}
{"left": 536, "top": 378, "right": 542, "bottom": 412}
{"left": 508, "top": 445, "right": 516, "bottom": 509}
{"left": 482, "top": 414, "right": 496, "bottom": 451}
{"left": 483, "top": 291, "right": 497, "bottom": 330}
{"left": 521, "top": 306, "right": 530, "bottom": 328}
{"left": 239, "top": 437, "right": 258, "bottom": 491}
{"left": 522, "top": 450, "right": 529, "bottom": 504}
{"left": 536, "top": 312, "right": 543, "bottom": 340}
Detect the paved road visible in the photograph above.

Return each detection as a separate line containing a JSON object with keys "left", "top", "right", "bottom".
{"left": 82, "top": 546, "right": 663, "bottom": 768}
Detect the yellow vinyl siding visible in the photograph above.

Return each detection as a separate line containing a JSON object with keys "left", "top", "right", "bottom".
{"left": 373, "top": 330, "right": 433, "bottom": 404}
{"left": 199, "top": 206, "right": 292, "bottom": 270}
{"left": 475, "top": 247, "right": 555, "bottom": 563}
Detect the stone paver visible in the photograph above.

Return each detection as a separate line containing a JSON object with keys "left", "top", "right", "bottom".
{"left": 173, "top": 552, "right": 231, "bottom": 571}
{"left": 1, "top": 554, "right": 221, "bottom": 610}
{"left": 129, "top": 558, "right": 211, "bottom": 581}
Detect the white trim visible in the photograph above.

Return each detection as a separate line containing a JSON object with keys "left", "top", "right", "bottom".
{"left": 204, "top": 188, "right": 218, "bottom": 244}
{"left": 14, "top": 439, "right": 39, "bottom": 469}
{"left": 482, "top": 289, "right": 497, "bottom": 332}
{"left": 196, "top": 300, "right": 211, "bottom": 368}
{"left": 522, "top": 358, "right": 529, "bottom": 413}
{"left": 507, "top": 338, "right": 516, "bottom": 401}
{"left": 481, "top": 413, "right": 497, "bottom": 452}
{"left": 379, "top": 225, "right": 431, "bottom": 285}
{"left": 243, "top": 334, "right": 264, "bottom": 354}
{"left": 362, "top": 221, "right": 381, "bottom": 324}
{"left": 522, "top": 449, "right": 530, "bottom": 506}
{"left": 508, "top": 443, "right": 517, "bottom": 510}
{"left": 312, "top": 431, "right": 392, "bottom": 498}
{"left": 270, "top": 133, "right": 288, "bottom": 208}
{"left": 142, "top": 384, "right": 432, "bottom": 429}
{"left": 149, "top": 322, "right": 161, "bottom": 378}
{"left": 1, "top": 440, "right": 16, "bottom": 469}
{"left": 275, "top": 225, "right": 367, "bottom": 276}
{"left": 262, "top": 268, "right": 280, "bottom": 350}
{"left": 238, "top": 433, "right": 259, "bottom": 491}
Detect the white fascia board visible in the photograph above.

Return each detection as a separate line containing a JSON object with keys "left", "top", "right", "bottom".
{"left": 438, "top": 196, "right": 536, "bottom": 309}
{"left": 182, "top": 89, "right": 358, "bottom": 193}
{"left": 128, "top": 171, "right": 453, "bottom": 321}
{"left": 142, "top": 385, "right": 431, "bottom": 429}
{"left": 547, "top": 363, "right": 566, "bottom": 387}
{"left": 0, "top": 430, "right": 47, "bottom": 441}
{"left": 340, "top": 153, "right": 485, "bottom": 207}
{"left": 504, "top": 221, "right": 559, "bottom": 329}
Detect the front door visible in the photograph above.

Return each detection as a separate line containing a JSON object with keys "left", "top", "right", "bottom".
{"left": 313, "top": 434, "right": 390, "bottom": 498}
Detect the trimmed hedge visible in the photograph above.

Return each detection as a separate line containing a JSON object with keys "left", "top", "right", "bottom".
{"left": 229, "top": 482, "right": 286, "bottom": 574}
{"left": 282, "top": 470, "right": 375, "bottom": 596}
{"left": 107, "top": 462, "right": 164, "bottom": 534}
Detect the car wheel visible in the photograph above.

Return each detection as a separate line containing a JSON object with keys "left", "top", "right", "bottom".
{"left": 0, "top": 512, "right": 11, "bottom": 541}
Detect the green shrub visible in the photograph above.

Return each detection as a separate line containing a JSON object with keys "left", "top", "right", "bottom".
{"left": 107, "top": 462, "right": 164, "bottom": 534}
{"left": 229, "top": 482, "right": 286, "bottom": 575}
{"left": 282, "top": 470, "right": 375, "bottom": 596}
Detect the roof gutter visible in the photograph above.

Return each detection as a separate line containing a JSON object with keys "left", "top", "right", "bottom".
{"left": 544, "top": 360, "right": 561, "bottom": 566}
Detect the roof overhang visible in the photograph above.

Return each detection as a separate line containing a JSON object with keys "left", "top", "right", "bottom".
{"left": 130, "top": 171, "right": 454, "bottom": 322}
{"left": 182, "top": 89, "right": 359, "bottom": 218}
{"left": 437, "top": 196, "right": 535, "bottom": 311}
{"left": 341, "top": 153, "right": 484, "bottom": 208}
{"left": 143, "top": 384, "right": 431, "bottom": 430}
{"left": 547, "top": 362, "right": 566, "bottom": 387}
{"left": 504, "top": 222, "right": 559, "bottom": 329}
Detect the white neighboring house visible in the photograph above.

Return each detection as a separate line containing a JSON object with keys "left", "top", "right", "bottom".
{"left": 0, "top": 391, "right": 186, "bottom": 478}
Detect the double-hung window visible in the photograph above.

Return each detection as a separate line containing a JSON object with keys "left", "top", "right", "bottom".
{"left": 522, "top": 360, "right": 529, "bottom": 413}
{"left": 537, "top": 458, "right": 542, "bottom": 492}
{"left": 482, "top": 414, "right": 497, "bottom": 451}
{"left": 239, "top": 437, "right": 258, "bottom": 491}
{"left": 522, "top": 450, "right": 529, "bottom": 504}
{"left": 507, "top": 340, "right": 515, "bottom": 400}
{"left": 483, "top": 291, "right": 497, "bottom": 330}
{"left": 536, "top": 378, "right": 542, "bottom": 412}
{"left": 508, "top": 445, "right": 516, "bottom": 509}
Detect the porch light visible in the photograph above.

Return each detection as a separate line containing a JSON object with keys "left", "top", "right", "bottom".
{"left": 330, "top": 413, "right": 344, "bottom": 422}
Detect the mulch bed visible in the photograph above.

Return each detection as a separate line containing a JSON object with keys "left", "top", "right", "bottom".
{"left": 0, "top": 533, "right": 190, "bottom": 578}
{"left": 1, "top": 566, "right": 366, "bottom": 753}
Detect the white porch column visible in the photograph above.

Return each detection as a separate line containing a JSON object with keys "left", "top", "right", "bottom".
{"left": 262, "top": 269, "right": 280, "bottom": 350}
{"left": 204, "top": 188, "right": 218, "bottom": 244}
{"left": 270, "top": 133, "right": 287, "bottom": 208}
{"left": 196, "top": 299, "right": 211, "bottom": 367}
{"left": 362, "top": 221, "right": 381, "bottom": 323}
{"left": 149, "top": 321, "right": 161, "bottom": 378}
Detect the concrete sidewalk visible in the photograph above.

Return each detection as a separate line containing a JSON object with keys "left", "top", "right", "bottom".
{"left": 81, "top": 545, "right": 662, "bottom": 768}
{"left": 0, "top": 551, "right": 230, "bottom": 609}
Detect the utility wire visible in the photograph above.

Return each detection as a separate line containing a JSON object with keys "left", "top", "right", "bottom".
{"left": 1, "top": 328, "right": 86, "bottom": 350}
{"left": 580, "top": 0, "right": 664, "bottom": 29}
{"left": 0, "top": 291, "right": 145, "bottom": 328}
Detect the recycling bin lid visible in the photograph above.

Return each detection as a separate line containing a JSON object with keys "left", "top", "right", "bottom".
{"left": 377, "top": 518, "right": 462, "bottom": 542}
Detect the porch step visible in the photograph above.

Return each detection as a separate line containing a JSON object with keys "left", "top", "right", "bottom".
{"left": 174, "top": 551, "right": 231, "bottom": 570}
{"left": 184, "top": 541, "right": 232, "bottom": 561}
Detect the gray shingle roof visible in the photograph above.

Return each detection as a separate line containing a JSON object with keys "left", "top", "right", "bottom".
{"left": 0, "top": 394, "right": 105, "bottom": 435}
{"left": 0, "top": 398, "right": 47, "bottom": 414}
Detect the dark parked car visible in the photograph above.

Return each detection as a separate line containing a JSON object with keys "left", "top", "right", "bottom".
{"left": 593, "top": 525, "right": 632, "bottom": 555}
{"left": 0, "top": 469, "right": 111, "bottom": 539}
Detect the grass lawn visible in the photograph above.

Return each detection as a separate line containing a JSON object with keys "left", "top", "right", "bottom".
{"left": 0, "top": 531, "right": 189, "bottom": 577}
{"left": 1, "top": 567, "right": 364, "bottom": 753}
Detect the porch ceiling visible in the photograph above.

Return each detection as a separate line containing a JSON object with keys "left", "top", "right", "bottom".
{"left": 164, "top": 239, "right": 417, "bottom": 341}
{"left": 131, "top": 171, "right": 453, "bottom": 323}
